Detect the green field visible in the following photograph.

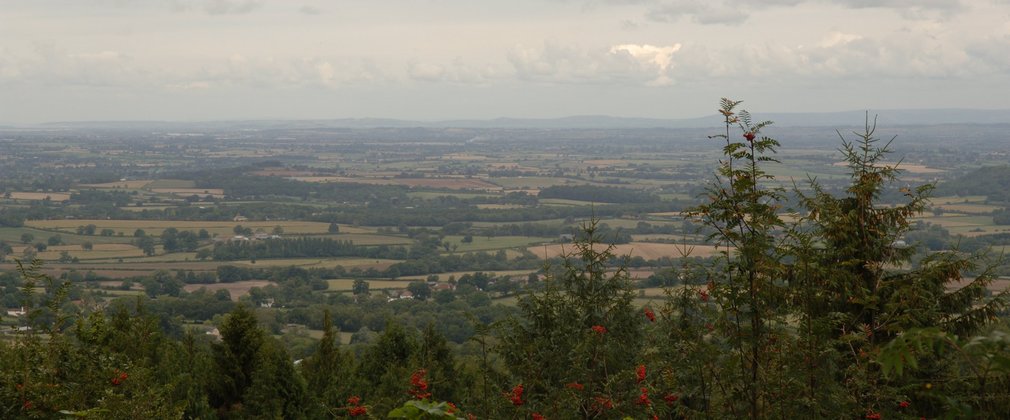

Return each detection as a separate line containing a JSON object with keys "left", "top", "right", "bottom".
{"left": 443, "top": 235, "right": 553, "bottom": 252}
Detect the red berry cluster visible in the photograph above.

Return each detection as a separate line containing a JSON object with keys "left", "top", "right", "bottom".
{"left": 591, "top": 325, "right": 607, "bottom": 335}
{"left": 636, "top": 387, "right": 651, "bottom": 406}
{"left": 346, "top": 395, "right": 367, "bottom": 417}
{"left": 408, "top": 369, "right": 432, "bottom": 399}
{"left": 509, "top": 384, "right": 524, "bottom": 406}
{"left": 643, "top": 307, "right": 656, "bottom": 322}
{"left": 111, "top": 370, "right": 128, "bottom": 386}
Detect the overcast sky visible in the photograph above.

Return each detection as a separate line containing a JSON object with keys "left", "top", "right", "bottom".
{"left": 2, "top": 0, "right": 1009, "bottom": 123}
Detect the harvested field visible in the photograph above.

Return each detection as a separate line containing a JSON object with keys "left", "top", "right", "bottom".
{"left": 583, "top": 159, "right": 627, "bottom": 167}
{"left": 947, "top": 277, "right": 1010, "bottom": 293}
{"left": 292, "top": 176, "right": 501, "bottom": 190}
{"left": 529, "top": 242, "right": 723, "bottom": 260}
{"left": 399, "top": 269, "right": 536, "bottom": 281}
{"left": 183, "top": 280, "right": 275, "bottom": 301}
{"left": 150, "top": 188, "right": 225, "bottom": 197}
{"left": 80, "top": 180, "right": 154, "bottom": 189}
{"left": 25, "top": 219, "right": 344, "bottom": 236}
{"left": 326, "top": 279, "right": 414, "bottom": 291}
{"left": 8, "top": 192, "right": 71, "bottom": 201}
{"left": 832, "top": 161, "right": 945, "bottom": 174}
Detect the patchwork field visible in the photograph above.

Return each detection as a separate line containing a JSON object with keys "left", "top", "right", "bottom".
{"left": 80, "top": 180, "right": 154, "bottom": 189}
{"left": 291, "top": 176, "right": 502, "bottom": 190}
{"left": 529, "top": 242, "right": 723, "bottom": 260}
{"left": 183, "top": 280, "right": 275, "bottom": 301}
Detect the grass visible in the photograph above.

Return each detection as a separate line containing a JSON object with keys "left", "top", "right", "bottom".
{"left": 539, "top": 198, "right": 598, "bottom": 206}
{"left": 146, "top": 179, "right": 197, "bottom": 189}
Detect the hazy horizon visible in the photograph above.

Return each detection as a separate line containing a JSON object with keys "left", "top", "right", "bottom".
{"left": 3, "top": 0, "right": 1009, "bottom": 124}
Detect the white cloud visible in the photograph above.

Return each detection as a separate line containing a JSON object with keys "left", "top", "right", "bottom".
{"left": 819, "top": 32, "right": 863, "bottom": 48}
{"left": 609, "top": 43, "right": 681, "bottom": 85}
{"left": 506, "top": 42, "right": 683, "bottom": 85}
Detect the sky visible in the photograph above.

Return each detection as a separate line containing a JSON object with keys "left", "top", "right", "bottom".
{"left": 1, "top": 0, "right": 1009, "bottom": 123}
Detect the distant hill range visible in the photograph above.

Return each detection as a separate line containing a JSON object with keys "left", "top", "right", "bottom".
{"left": 22, "top": 108, "right": 1010, "bottom": 130}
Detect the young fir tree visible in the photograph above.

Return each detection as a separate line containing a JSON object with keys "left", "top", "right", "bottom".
{"left": 497, "top": 218, "right": 645, "bottom": 418}
{"left": 795, "top": 116, "right": 1010, "bottom": 417}
{"left": 210, "top": 304, "right": 265, "bottom": 418}
{"left": 301, "top": 309, "right": 351, "bottom": 412}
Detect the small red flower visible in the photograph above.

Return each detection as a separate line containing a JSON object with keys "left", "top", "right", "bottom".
{"left": 644, "top": 307, "right": 656, "bottom": 322}
{"left": 899, "top": 400, "right": 910, "bottom": 408}
{"left": 509, "top": 384, "right": 524, "bottom": 406}
{"left": 636, "top": 387, "right": 651, "bottom": 406}
{"left": 743, "top": 132, "right": 756, "bottom": 142}
{"left": 532, "top": 413, "right": 546, "bottom": 420}
{"left": 636, "top": 364, "right": 646, "bottom": 383}
{"left": 348, "top": 406, "right": 368, "bottom": 416}
{"left": 565, "top": 382, "right": 584, "bottom": 391}
{"left": 591, "top": 325, "right": 607, "bottom": 335}
{"left": 347, "top": 395, "right": 361, "bottom": 406}
{"left": 664, "top": 393, "right": 679, "bottom": 404}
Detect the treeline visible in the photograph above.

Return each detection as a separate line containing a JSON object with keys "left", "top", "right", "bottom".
{"left": 315, "top": 201, "right": 682, "bottom": 226}
{"left": 0, "top": 201, "right": 321, "bottom": 225}
{"left": 210, "top": 238, "right": 414, "bottom": 261}
{"left": 935, "top": 165, "right": 1010, "bottom": 203}
{"left": 538, "top": 184, "right": 659, "bottom": 203}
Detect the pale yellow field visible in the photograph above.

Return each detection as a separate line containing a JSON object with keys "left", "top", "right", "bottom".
{"left": 529, "top": 242, "right": 724, "bottom": 260}
{"left": 442, "top": 153, "right": 488, "bottom": 161}
{"left": 398, "top": 269, "right": 537, "bottom": 281}
{"left": 475, "top": 204, "right": 525, "bottom": 209}
{"left": 25, "top": 219, "right": 360, "bottom": 236}
{"left": 292, "top": 176, "right": 502, "bottom": 190}
{"left": 80, "top": 180, "right": 154, "bottom": 189}
{"left": 8, "top": 192, "right": 71, "bottom": 201}
{"left": 832, "top": 161, "right": 945, "bottom": 174}
{"left": 150, "top": 188, "right": 225, "bottom": 196}
{"left": 326, "top": 279, "right": 415, "bottom": 291}
{"left": 930, "top": 196, "right": 988, "bottom": 205}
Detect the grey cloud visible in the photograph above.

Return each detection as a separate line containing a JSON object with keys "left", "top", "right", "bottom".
{"left": 645, "top": 1, "right": 752, "bottom": 25}
{"left": 639, "top": 0, "right": 962, "bottom": 26}
{"left": 964, "top": 35, "right": 1010, "bottom": 74}
{"left": 168, "top": 0, "right": 261, "bottom": 15}
{"left": 0, "top": 44, "right": 149, "bottom": 88}
{"left": 299, "top": 5, "right": 322, "bottom": 15}
{"left": 406, "top": 59, "right": 498, "bottom": 84}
